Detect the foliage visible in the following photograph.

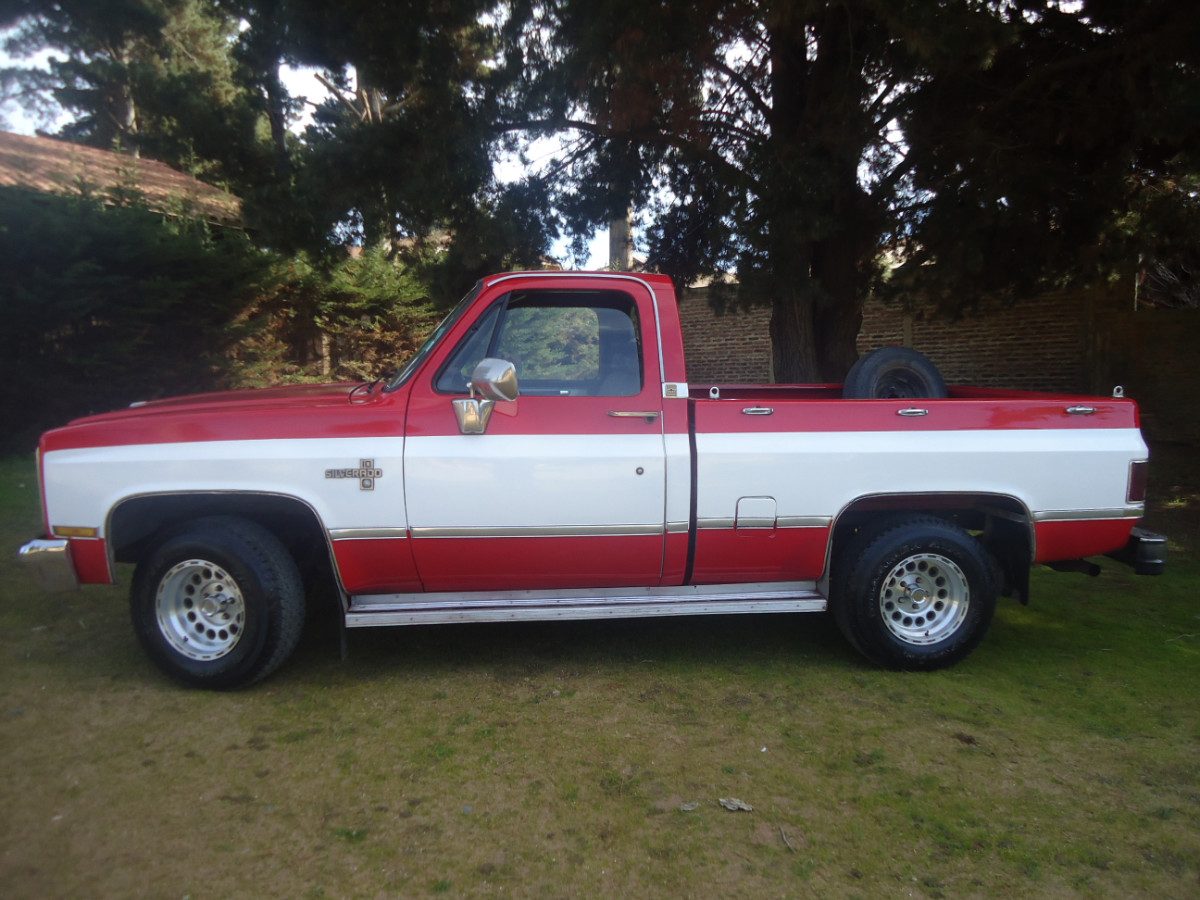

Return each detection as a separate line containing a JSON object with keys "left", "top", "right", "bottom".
{"left": 4, "top": 1, "right": 1199, "bottom": 386}
{"left": 0, "top": 1, "right": 277, "bottom": 192}
{"left": 498, "top": 0, "right": 1200, "bottom": 379}
{"left": 0, "top": 185, "right": 274, "bottom": 449}
{"left": 238, "top": 242, "right": 438, "bottom": 385}
{"left": 0, "top": 185, "right": 437, "bottom": 452}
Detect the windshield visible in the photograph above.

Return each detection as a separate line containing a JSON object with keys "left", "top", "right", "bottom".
{"left": 385, "top": 281, "right": 483, "bottom": 391}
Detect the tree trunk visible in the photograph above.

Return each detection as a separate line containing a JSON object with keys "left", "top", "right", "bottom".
{"left": 113, "top": 43, "right": 139, "bottom": 156}
{"left": 770, "top": 281, "right": 819, "bottom": 383}
{"left": 763, "top": 4, "right": 875, "bottom": 382}
{"left": 264, "top": 74, "right": 290, "bottom": 177}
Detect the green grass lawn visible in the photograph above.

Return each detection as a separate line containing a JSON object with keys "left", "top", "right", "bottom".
{"left": 1, "top": 453, "right": 1197, "bottom": 897}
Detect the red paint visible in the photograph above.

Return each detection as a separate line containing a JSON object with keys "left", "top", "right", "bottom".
{"left": 690, "top": 527, "right": 831, "bottom": 584}
{"left": 661, "top": 531, "right": 689, "bottom": 586}
{"left": 1034, "top": 519, "right": 1136, "bottom": 563}
{"left": 41, "top": 386, "right": 408, "bottom": 452}
{"left": 693, "top": 396, "right": 1138, "bottom": 434}
{"left": 331, "top": 538, "right": 422, "bottom": 595}
{"left": 411, "top": 535, "right": 665, "bottom": 592}
{"left": 69, "top": 538, "right": 112, "bottom": 584}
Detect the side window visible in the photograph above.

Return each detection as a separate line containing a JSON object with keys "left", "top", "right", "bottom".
{"left": 435, "top": 303, "right": 501, "bottom": 393}
{"left": 435, "top": 290, "right": 643, "bottom": 397}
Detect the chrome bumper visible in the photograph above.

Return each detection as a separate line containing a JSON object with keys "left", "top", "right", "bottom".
{"left": 18, "top": 539, "right": 79, "bottom": 591}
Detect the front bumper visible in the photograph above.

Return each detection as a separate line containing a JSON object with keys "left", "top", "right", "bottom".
{"left": 18, "top": 539, "right": 79, "bottom": 591}
{"left": 1105, "top": 527, "right": 1168, "bottom": 576}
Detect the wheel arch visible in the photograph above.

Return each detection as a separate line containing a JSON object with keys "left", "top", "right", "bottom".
{"left": 106, "top": 491, "right": 348, "bottom": 603}
{"left": 822, "top": 491, "right": 1036, "bottom": 603}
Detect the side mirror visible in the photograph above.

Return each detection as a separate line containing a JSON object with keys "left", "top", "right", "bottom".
{"left": 452, "top": 358, "right": 519, "bottom": 434}
{"left": 469, "top": 357, "right": 519, "bottom": 402}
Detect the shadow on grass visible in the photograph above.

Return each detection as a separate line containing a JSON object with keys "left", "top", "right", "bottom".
{"left": 290, "top": 606, "right": 858, "bottom": 686}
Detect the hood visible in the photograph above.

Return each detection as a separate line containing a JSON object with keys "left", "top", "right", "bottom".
{"left": 68, "top": 382, "right": 363, "bottom": 426}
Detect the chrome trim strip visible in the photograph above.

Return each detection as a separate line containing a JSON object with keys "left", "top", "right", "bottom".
{"left": 1033, "top": 507, "right": 1144, "bottom": 522}
{"left": 666, "top": 520, "right": 690, "bottom": 534}
{"left": 346, "top": 597, "right": 827, "bottom": 627}
{"left": 352, "top": 580, "right": 819, "bottom": 609}
{"left": 347, "top": 581, "right": 824, "bottom": 626}
{"left": 410, "top": 523, "right": 665, "bottom": 539}
{"left": 17, "top": 539, "right": 78, "bottom": 592}
{"left": 735, "top": 517, "right": 776, "bottom": 530}
{"left": 328, "top": 527, "right": 410, "bottom": 540}
{"left": 697, "top": 516, "right": 831, "bottom": 530}
{"left": 777, "top": 516, "right": 834, "bottom": 529}
{"left": 485, "top": 272, "right": 668, "bottom": 390}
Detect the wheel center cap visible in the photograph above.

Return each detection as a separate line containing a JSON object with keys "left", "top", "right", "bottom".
{"left": 200, "top": 596, "right": 221, "bottom": 617}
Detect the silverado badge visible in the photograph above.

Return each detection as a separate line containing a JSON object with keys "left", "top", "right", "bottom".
{"left": 325, "top": 459, "right": 383, "bottom": 491}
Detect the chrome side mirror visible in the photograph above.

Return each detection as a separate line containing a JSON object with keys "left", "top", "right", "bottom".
{"left": 469, "top": 358, "right": 519, "bottom": 402}
{"left": 452, "top": 358, "right": 519, "bottom": 434}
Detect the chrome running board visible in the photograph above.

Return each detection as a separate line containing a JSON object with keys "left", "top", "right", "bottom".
{"left": 346, "top": 581, "right": 825, "bottom": 627}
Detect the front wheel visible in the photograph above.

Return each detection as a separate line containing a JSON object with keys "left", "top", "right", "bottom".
{"left": 131, "top": 516, "right": 305, "bottom": 689}
{"left": 833, "top": 516, "right": 997, "bottom": 669}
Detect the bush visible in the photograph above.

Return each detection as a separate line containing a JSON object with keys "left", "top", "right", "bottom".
{"left": 0, "top": 187, "right": 277, "bottom": 450}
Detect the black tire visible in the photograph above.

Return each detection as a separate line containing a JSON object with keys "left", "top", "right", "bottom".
{"left": 131, "top": 516, "right": 305, "bottom": 689}
{"left": 842, "top": 347, "right": 948, "bottom": 399}
{"left": 832, "top": 515, "right": 997, "bottom": 669}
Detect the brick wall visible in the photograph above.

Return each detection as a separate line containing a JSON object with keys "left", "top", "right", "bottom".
{"left": 856, "top": 290, "right": 1098, "bottom": 393}
{"left": 677, "top": 288, "right": 773, "bottom": 383}
{"left": 676, "top": 281, "right": 1199, "bottom": 443}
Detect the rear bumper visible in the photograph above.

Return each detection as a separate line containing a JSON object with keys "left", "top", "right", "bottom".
{"left": 18, "top": 539, "right": 79, "bottom": 591}
{"left": 1105, "top": 527, "right": 1168, "bottom": 576}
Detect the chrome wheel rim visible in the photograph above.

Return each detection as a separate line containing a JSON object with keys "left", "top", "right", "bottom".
{"left": 879, "top": 552, "right": 969, "bottom": 645}
{"left": 156, "top": 559, "right": 246, "bottom": 661}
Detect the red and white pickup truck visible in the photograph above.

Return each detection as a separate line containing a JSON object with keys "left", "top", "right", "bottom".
{"left": 19, "top": 271, "right": 1165, "bottom": 687}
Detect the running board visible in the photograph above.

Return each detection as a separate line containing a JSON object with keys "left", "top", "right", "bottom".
{"left": 346, "top": 582, "right": 825, "bottom": 627}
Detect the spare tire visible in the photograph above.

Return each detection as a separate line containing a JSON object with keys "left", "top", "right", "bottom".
{"left": 842, "top": 347, "right": 948, "bottom": 399}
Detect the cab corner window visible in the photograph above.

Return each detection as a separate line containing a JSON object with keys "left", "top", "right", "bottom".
{"left": 435, "top": 290, "right": 643, "bottom": 397}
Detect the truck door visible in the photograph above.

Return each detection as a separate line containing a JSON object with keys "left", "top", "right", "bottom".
{"left": 403, "top": 280, "right": 667, "bottom": 592}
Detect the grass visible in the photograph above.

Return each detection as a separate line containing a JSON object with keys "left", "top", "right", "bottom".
{"left": 1, "top": 452, "right": 1198, "bottom": 897}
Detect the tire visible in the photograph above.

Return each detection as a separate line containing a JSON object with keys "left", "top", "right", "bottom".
{"left": 131, "top": 516, "right": 305, "bottom": 689}
{"left": 842, "top": 347, "right": 948, "bottom": 399}
{"left": 832, "top": 515, "right": 997, "bottom": 669}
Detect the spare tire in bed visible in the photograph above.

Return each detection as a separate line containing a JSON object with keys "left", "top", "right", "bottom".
{"left": 842, "top": 347, "right": 948, "bottom": 399}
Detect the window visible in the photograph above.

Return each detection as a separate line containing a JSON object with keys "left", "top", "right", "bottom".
{"left": 435, "top": 290, "right": 643, "bottom": 397}
{"left": 435, "top": 303, "right": 501, "bottom": 393}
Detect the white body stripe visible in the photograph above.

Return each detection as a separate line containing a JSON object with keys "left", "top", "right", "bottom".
{"left": 403, "top": 434, "right": 666, "bottom": 529}
{"left": 42, "top": 428, "right": 1146, "bottom": 545}
{"left": 694, "top": 428, "right": 1146, "bottom": 522}
{"left": 43, "top": 438, "right": 406, "bottom": 536}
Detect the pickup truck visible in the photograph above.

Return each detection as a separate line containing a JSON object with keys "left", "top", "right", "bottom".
{"left": 18, "top": 270, "right": 1166, "bottom": 688}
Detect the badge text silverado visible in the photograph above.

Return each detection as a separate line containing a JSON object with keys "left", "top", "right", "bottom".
{"left": 19, "top": 271, "right": 1166, "bottom": 687}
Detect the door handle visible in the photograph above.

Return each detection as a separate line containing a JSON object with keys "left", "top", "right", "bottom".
{"left": 608, "top": 410, "right": 660, "bottom": 421}
{"left": 742, "top": 407, "right": 774, "bottom": 415}
{"left": 897, "top": 408, "right": 929, "bottom": 417}
{"left": 1066, "top": 406, "right": 1096, "bottom": 416}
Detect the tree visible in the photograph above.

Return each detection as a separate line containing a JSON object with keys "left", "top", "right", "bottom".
{"left": 1, "top": 0, "right": 280, "bottom": 192}
{"left": 262, "top": 0, "right": 557, "bottom": 279}
{"left": 499, "top": 0, "right": 1200, "bottom": 380}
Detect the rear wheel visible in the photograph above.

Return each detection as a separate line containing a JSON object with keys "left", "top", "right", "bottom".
{"left": 131, "top": 516, "right": 305, "bottom": 689}
{"left": 833, "top": 516, "right": 996, "bottom": 669}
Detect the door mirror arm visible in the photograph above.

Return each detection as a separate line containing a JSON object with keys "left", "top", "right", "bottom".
{"left": 452, "top": 358, "right": 519, "bottom": 434}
